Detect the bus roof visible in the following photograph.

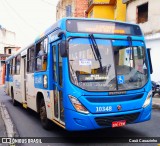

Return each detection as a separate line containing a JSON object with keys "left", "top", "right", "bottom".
{"left": 35, "top": 17, "right": 141, "bottom": 41}
{"left": 5, "top": 17, "right": 142, "bottom": 62}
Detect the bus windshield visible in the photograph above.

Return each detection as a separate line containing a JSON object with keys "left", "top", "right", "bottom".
{"left": 69, "top": 38, "right": 148, "bottom": 91}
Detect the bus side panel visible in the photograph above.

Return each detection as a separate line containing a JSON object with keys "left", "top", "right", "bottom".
{"left": 45, "top": 90, "right": 54, "bottom": 120}
{"left": 26, "top": 73, "right": 37, "bottom": 111}
{"left": 13, "top": 75, "right": 22, "bottom": 103}
{"left": 4, "top": 81, "right": 9, "bottom": 95}
{"left": 34, "top": 89, "right": 54, "bottom": 120}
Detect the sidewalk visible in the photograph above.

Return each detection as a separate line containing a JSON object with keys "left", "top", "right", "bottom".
{"left": 152, "top": 94, "right": 160, "bottom": 109}
{"left": 0, "top": 85, "right": 7, "bottom": 138}
{"left": 0, "top": 85, "right": 15, "bottom": 141}
{"left": 0, "top": 103, "right": 7, "bottom": 137}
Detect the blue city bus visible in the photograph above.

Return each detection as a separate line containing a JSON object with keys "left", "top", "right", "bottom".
{"left": 5, "top": 18, "right": 153, "bottom": 131}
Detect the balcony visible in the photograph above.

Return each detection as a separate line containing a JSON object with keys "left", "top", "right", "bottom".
{"left": 88, "top": 0, "right": 116, "bottom": 7}
{"left": 87, "top": 0, "right": 116, "bottom": 14}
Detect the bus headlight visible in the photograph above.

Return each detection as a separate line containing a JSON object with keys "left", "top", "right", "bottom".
{"left": 43, "top": 75, "right": 48, "bottom": 88}
{"left": 69, "top": 95, "right": 89, "bottom": 114}
{"left": 142, "top": 90, "right": 152, "bottom": 108}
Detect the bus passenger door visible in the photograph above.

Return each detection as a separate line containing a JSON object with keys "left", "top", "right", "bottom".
{"left": 52, "top": 42, "right": 64, "bottom": 124}
{"left": 21, "top": 55, "right": 27, "bottom": 108}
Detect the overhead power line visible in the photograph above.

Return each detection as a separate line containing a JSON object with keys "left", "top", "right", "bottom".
{"left": 1, "top": 0, "right": 31, "bottom": 35}
{"left": 40, "top": 0, "right": 73, "bottom": 14}
{"left": 4, "top": 0, "right": 39, "bottom": 33}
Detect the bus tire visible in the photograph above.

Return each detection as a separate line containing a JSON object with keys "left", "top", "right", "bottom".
{"left": 39, "top": 98, "right": 52, "bottom": 130}
{"left": 11, "top": 88, "right": 18, "bottom": 106}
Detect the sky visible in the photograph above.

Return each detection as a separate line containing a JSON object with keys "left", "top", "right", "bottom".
{"left": 0, "top": 0, "right": 59, "bottom": 48}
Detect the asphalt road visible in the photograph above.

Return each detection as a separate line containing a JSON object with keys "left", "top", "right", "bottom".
{"left": 0, "top": 87, "right": 160, "bottom": 146}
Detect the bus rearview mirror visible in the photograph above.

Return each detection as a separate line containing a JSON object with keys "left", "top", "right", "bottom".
{"left": 59, "top": 41, "right": 68, "bottom": 57}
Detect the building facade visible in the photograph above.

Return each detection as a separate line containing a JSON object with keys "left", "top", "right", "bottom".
{"left": 56, "top": 0, "right": 88, "bottom": 20}
{"left": 86, "top": 0, "right": 126, "bottom": 21}
{"left": 0, "top": 26, "right": 16, "bottom": 53}
{"left": 123, "top": 0, "right": 160, "bottom": 82}
{"left": 0, "top": 26, "right": 19, "bottom": 84}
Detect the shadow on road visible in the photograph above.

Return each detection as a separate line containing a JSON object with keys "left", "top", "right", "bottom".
{"left": 6, "top": 98, "right": 151, "bottom": 144}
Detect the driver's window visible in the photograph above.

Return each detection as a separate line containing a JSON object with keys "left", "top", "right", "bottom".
{"left": 35, "top": 38, "right": 48, "bottom": 71}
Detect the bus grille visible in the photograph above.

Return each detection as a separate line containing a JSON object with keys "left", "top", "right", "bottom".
{"left": 86, "top": 94, "right": 143, "bottom": 103}
{"left": 95, "top": 112, "right": 140, "bottom": 127}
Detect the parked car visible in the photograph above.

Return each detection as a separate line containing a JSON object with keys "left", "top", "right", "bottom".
{"left": 152, "top": 81, "right": 160, "bottom": 97}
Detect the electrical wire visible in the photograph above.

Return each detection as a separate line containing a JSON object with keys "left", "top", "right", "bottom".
{"left": 40, "top": 0, "right": 73, "bottom": 15}
{"left": 4, "top": 0, "right": 39, "bottom": 33}
{"left": 1, "top": 0, "right": 28, "bottom": 34}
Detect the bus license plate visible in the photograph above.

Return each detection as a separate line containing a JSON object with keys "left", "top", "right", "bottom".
{"left": 112, "top": 120, "right": 126, "bottom": 128}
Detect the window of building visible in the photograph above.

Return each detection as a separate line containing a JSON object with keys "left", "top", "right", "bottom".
{"left": 27, "top": 46, "right": 35, "bottom": 73}
{"left": 66, "top": 5, "right": 72, "bottom": 17}
{"left": 137, "top": 3, "right": 148, "bottom": 24}
{"left": 35, "top": 38, "right": 48, "bottom": 71}
{"left": 8, "top": 49, "right": 11, "bottom": 54}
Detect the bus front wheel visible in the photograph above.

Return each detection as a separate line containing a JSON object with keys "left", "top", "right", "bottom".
{"left": 39, "top": 99, "right": 52, "bottom": 130}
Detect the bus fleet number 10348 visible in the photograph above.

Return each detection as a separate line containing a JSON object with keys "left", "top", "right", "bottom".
{"left": 96, "top": 106, "right": 112, "bottom": 112}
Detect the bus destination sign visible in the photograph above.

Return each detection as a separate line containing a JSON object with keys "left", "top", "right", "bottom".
{"left": 66, "top": 19, "right": 142, "bottom": 36}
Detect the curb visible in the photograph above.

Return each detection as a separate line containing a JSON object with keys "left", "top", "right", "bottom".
{"left": 0, "top": 102, "right": 15, "bottom": 137}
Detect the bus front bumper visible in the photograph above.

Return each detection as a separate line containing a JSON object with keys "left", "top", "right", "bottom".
{"left": 64, "top": 104, "right": 151, "bottom": 131}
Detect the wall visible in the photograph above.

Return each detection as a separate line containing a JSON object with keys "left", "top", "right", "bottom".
{"left": 125, "top": 0, "right": 160, "bottom": 82}
{"left": 94, "top": 5, "right": 114, "bottom": 19}
{"left": 0, "top": 28, "right": 16, "bottom": 54}
{"left": 126, "top": 0, "right": 160, "bottom": 35}
{"left": 74, "top": 0, "right": 88, "bottom": 17}
{"left": 115, "top": 0, "right": 126, "bottom": 21}
{"left": 56, "top": 0, "right": 88, "bottom": 20}
{"left": 56, "top": 0, "right": 73, "bottom": 20}
{"left": 87, "top": 0, "right": 126, "bottom": 22}
{"left": 146, "top": 38, "right": 160, "bottom": 82}
{"left": 1, "top": 64, "right": 5, "bottom": 84}
{"left": 0, "top": 27, "right": 17, "bottom": 84}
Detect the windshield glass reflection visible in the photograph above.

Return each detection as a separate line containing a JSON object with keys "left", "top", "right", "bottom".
{"left": 69, "top": 38, "right": 148, "bottom": 91}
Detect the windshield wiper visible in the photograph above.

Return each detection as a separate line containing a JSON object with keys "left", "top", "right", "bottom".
{"left": 89, "top": 34, "right": 103, "bottom": 72}
{"left": 127, "top": 36, "right": 133, "bottom": 60}
{"left": 127, "top": 36, "right": 135, "bottom": 69}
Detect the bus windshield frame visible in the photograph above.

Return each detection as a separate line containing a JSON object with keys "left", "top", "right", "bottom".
{"left": 68, "top": 37, "right": 149, "bottom": 92}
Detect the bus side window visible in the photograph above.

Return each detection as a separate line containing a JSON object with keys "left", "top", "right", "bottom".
{"left": 35, "top": 38, "right": 48, "bottom": 71}
{"left": 12, "top": 58, "right": 16, "bottom": 75}
{"left": 58, "top": 44, "right": 62, "bottom": 87}
{"left": 53, "top": 46, "right": 57, "bottom": 82}
{"left": 15, "top": 55, "right": 21, "bottom": 75}
{"left": 27, "top": 46, "right": 35, "bottom": 73}
{"left": 10, "top": 59, "right": 13, "bottom": 75}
